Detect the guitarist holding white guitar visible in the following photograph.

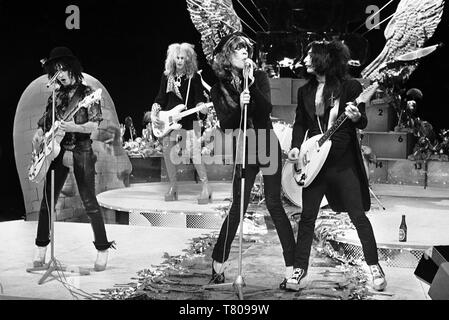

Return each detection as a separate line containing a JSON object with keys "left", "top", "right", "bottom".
{"left": 285, "top": 40, "right": 387, "bottom": 291}
{"left": 144, "top": 42, "right": 212, "bottom": 204}
{"left": 31, "top": 47, "right": 115, "bottom": 272}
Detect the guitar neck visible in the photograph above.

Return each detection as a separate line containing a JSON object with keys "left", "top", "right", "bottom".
{"left": 318, "top": 112, "right": 348, "bottom": 147}
{"left": 317, "top": 82, "right": 377, "bottom": 147}
{"left": 177, "top": 102, "right": 213, "bottom": 119}
{"left": 63, "top": 104, "right": 83, "bottom": 122}
{"left": 62, "top": 89, "right": 102, "bottom": 122}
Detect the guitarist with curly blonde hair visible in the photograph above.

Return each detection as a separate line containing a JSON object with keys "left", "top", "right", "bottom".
{"left": 145, "top": 43, "right": 212, "bottom": 204}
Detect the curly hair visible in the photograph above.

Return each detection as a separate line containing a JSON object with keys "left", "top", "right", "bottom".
{"left": 44, "top": 56, "right": 84, "bottom": 84}
{"left": 212, "top": 34, "right": 253, "bottom": 80}
{"left": 164, "top": 43, "right": 198, "bottom": 77}
{"left": 305, "top": 40, "right": 351, "bottom": 108}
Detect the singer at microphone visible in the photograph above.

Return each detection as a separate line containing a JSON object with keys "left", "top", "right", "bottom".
{"left": 46, "top": 69, "right": 62, "bottom": 88}
{"left": 209, "top": 32, "right": 297, "bottom": 288}
{"left": 242, "top": 58, "right": 255, "bottom": 89}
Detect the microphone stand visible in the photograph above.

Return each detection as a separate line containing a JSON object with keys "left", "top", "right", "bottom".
{"left": 205, "top": 63, "right": 267, "bottom": 300}
{"left": 27, "top": 77, "right": 90, "bottom": 284}
{"left": 232, "top": 66, "right": 250, "bottom": 300}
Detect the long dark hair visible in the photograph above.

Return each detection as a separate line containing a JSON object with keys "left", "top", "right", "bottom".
{"left": 44, "top": 56, "right": 84, "bottom": 84}
{"left": 305, "top": 40, "right": 350, "bottom": 110}
{"left": 212, "top": 34, "right": 253, "bottom": 81}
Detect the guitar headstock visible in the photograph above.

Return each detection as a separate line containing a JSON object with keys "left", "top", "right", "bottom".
{"left": 79, "top": 88, "right": 102, "bottom": 108}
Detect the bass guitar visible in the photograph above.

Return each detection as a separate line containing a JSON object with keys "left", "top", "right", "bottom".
{"left": 151, "top": 102, "right": 213, "bottom": 138}
{"left": 28, "top": 88, "right": 103, "bottom": 183}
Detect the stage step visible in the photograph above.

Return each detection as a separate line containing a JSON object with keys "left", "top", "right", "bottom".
{"left": 369, "top": 158, "right": 449, "bottom": 189}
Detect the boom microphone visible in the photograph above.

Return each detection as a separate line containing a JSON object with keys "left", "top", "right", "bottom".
{"left": 46, "top": 70, "right": 62, "bottom": 88}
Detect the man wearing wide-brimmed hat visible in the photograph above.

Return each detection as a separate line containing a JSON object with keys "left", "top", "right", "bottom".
{"left": 31, "top": 47, "right": 115, "bottom": 271}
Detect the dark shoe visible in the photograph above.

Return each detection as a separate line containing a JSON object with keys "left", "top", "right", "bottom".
{"left": 209, "top": 262, "right": 225, "bottom": 284}
{"left": 286, "top": 268, "right": 307, "bottom": 291}
{"left": 164, "top": 184, "right": 178, "bottom": 201}
{"left": 369, "top": 263, "right": 387, "bottom": 291}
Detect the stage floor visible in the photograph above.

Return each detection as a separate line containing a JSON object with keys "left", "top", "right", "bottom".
{"left": 0, "top": 219, "right": 431, "bottom": 300}
{"left": 0, "top": 220, "right": 214, "bottom": 300}
{"left": 2, "top": 183, "right": 447, "bottom": 300}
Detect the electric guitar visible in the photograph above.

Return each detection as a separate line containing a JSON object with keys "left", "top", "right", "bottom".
{"left": 283, "top": 82, "right": 379, "bottom": 189}
{"left": 28, "top": 88, "right": 102, "bottom": 183}
{"left": 151, "top": 102, "right": 213, "bottom": 138}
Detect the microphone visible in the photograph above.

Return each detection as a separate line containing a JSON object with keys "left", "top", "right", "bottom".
{"left": 243, "top": 59, "right": 252, "bottom": 91}
{"left": 46, "top": 70, "right": 62, "bottom": 88}
{"left": 244, "top": 59, "right": 252, "bottom": 70}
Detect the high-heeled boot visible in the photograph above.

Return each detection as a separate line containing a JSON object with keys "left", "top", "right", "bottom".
{"left": 164, "top": 183, "right": 178, "bottom": 201}
{"left": 94, "top": 249, "right": 109, "bottom": 272}
{"left": 33, "top": 245, "right": 48, "bottom": 267}
{"left": 94, "top": 241, "right": 116, "bottom": 272}
{"left": 163, "top": 146, "right": 178, "bottom": 201}
{"left": 195, "top": 163, "right": 212, "bottom": 204}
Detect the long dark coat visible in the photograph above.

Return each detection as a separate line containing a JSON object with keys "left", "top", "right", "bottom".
{"left": 291, "top": 79, "right": 371, "bottom": 212}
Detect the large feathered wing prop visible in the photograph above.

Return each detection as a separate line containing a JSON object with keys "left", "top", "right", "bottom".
{"left": 362, "top": 0, "right": 445, "bottom": 80}
{"left": 187, "top": 0, "right": 243, "bottom": 65}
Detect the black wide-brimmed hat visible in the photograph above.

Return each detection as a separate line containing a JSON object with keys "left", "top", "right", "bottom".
{"left": 42, "top": 46, "right": 78, "bottom": 66}
{"left": 213, "top": 31, "right": 248, "bottom": 56}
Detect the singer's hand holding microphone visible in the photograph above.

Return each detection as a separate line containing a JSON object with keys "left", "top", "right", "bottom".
{"left": 240, "top": 58, "right": 255, "bottom": 108}
{"left": 243, "top": 58, "right": 255, "bottom": 86}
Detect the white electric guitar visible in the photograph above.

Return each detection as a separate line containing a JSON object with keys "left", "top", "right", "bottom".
{"left": 151, "top": 102, "right": 213, "bottom": 138}
{"left": 28, "top": 88, "right": 103, "bottom": 183}
{"left": 284, "top": 82, "right": 379, "bottom": 189}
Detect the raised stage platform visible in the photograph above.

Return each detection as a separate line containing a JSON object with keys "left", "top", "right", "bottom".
{"left": 97, "top": 181, "right": 234, "bottom": 229}
{"left": 97, "top": 182, "right": 449, "bottom": 270}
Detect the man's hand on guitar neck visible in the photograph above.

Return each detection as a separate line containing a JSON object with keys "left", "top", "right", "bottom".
{"left": 345, "top": 102, "right": 361, "bottom": 122}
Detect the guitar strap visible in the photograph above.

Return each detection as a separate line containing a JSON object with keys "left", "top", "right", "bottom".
{"left": 184, "top": 76, "right": 201, "bottom": 123}
{"left": 184, "top": 77, "right": 192, "bottom": 109}
{"left": 327, "top": 98, "right": 340, "bottom": 130}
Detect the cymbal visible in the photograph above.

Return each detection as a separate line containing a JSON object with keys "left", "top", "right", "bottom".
{"left": 395, "top": 43, "right": 443, "bottom": 61}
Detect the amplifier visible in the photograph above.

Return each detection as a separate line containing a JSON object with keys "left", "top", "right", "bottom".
{"left": 428, "top": 262, "right": 449, "bottom": 300}
{"left": 414, "top": 246, "right": 449, "bottom": 286}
